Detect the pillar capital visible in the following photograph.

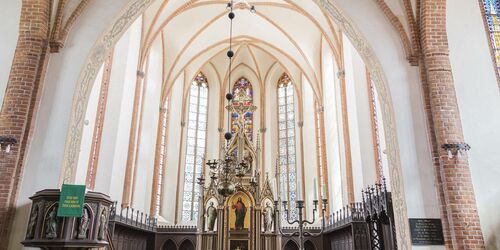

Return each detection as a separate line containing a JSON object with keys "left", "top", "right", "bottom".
{"left": 137, "top": 70, "right": 145, "bottom": 78}
{"left": 336, "top": 70, "right": 346, "bottom": 79}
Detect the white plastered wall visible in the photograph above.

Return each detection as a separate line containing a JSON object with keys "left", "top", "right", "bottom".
{"left": 343, "top": 40, "right": 364, "bottom": 201}
{"left": 0, "top": 0, "right": 21, "bottom": 104}
{"left": 447, "top": 1, "right": 500, "bottom": 248}
{"left": 301, "top": 76, "right": 320, "bottom": 220}
{"left": 350, "top": 45, "right": 378, "bottom": 188}
{"left": 132, "top": 34, "right": 163, "bottom": 212}
{"left": 75, "top": 64, "right": 105, "bottom": 184}
{"left": 322, "top": 39, "right": 345, "bottom": 213}
{"left": 94, "top": 17, "right": 142, "bottom": 202}
{"left": 162, "top": 72, "right": 185, "bottom": 223}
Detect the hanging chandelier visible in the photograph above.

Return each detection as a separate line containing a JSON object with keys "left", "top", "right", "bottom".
{"left": 198, "top": 1, "right": 256, "bottom": 198}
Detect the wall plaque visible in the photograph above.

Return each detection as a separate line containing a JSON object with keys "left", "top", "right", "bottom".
{"left": 409, "top": 218, "right": 445, "bottom": 245}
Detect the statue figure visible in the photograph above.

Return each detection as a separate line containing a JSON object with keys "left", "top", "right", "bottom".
{"left": 263, "top": 202, "right": 274, "bottom": 232}
{"left": 98, "top": 208, "right": 108, "bottom": 240}
{"left": 231, "top": 197, "right": 247, "bottom": 230}
{"left": 45, "top": 207, "right": 58, "bottom": 239}
{"left": 243, "top": 150, "right": 253, "bottom": 170}
{"left": 77, "top": 208, "right": 90, "bottom": 239}
{"left": 206, "top": 202, "right": 217, "bottom": 231}
{"left": 26, "top": 206, "right": 38, "bottom": 239}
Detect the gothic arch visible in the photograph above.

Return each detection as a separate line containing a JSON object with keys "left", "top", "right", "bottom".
{"left": 304, "top": 240, "right": 316, "bottom": 250}
{"left": 178, "top": 239, "right": 195, "bottom": 250}
{"left": 283, "top": 240, "right": 299, "bottom": 250}
{"left": 60, "top": 0, "right": 411, "bottom": 247}
{"left": 162, "top": 239, "right": 177, "bottom": 250}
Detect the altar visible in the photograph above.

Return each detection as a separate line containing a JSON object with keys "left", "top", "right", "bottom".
{"left": 195, "top": 109, "right": 280, "bottom": 250}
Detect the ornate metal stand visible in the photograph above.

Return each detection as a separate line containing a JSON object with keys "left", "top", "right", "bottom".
{"left": 362, "top": 178, "right": 397, "bottom": 250}
{"left": 279, "top": 199, "right": 327, "bottom": 250}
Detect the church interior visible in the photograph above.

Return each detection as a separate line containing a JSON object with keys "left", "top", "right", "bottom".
{"left": 1, "top": 0, "right": 500, "bottom": 249}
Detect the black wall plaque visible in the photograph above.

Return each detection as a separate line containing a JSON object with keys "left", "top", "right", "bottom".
{"left": 409, "top": 218, "right": 445, "bottom": 245}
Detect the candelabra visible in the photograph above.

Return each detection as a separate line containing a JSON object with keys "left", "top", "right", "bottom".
{"left": 205, "top": 153, "right": 251, "bottom": 197}
{"left": 202, "top": 0, "right": 256, "bottom": 199}
{"left": 278, "top": 198, "right": 328, "bottom": 250}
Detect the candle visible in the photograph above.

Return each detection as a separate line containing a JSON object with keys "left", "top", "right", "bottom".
{"left": 322, "top": 184, "right": 327, "bottom": 199}
{"left": 313, "top": 178, "right": 318, "bottom": 200}
{"left": 297, "top": 182, "right": 302, "bottom": 200}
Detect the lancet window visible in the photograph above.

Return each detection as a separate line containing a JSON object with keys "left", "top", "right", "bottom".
{"left": 314, "top": 102, "right": 325, "bottom": 202}
{"left": 231, "top": 77, "right": 254, "bottom": 141}
{"left": 153, "top": 99, "right": 169, "bottom": 216}
{"left": 277, "top": 73, "right": 298, "bottom": 221}
{"left": 182, "top": 73, "right": 208, "bottom": 221}
{"left": 482, "top": 0, "right": 500, "bottom": 79}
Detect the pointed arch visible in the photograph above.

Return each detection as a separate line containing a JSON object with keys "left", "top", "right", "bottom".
{"left": 179, "top": 239, "right": 195, "bottom": 250}
{"left": 162, "top": 239, "right": 177, "bottom": 250}
{"left": 304, "top": 240, "right": 316, "bottom": 250}
{"left": 181, "top": 72, "right": 209, "bottom": 221}
{"left": 277, "top": 72, "right": 298, "bottom": 221}
{"left": 284, "top": 240, "right": 299, "bottom": 250}
{"left": 231, "top": 77, "right": 254, "bottom": 141}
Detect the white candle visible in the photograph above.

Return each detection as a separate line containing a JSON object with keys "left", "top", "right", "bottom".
{"left": 313, "top": 178, "right": 318, "bottom": 200}
{"left": 297, "top": 182, "right": 302, "bottom": 200}
{"left": 322, "top": 184, "right": 327, "bottom": 199}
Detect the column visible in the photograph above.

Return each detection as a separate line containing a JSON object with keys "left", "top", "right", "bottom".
{"left": 0, "top": 0, "right": 51, "bottom": 247}
{"left": 122, "top": 70, "right": 145, "bottom": 208}
{"left": 421, "top": 1, "right": 484, "bottom": 248}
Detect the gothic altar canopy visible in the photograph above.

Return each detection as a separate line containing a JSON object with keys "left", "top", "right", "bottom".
{"left": 196, "top": 103, "right": 280, "bottom": 250}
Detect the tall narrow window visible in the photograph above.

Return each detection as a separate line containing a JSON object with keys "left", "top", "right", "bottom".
{"left": 314, "top": 102, "right": 329, "bottom": 215}
{"left": 231, "top": 77, "right": 254, "bottom": 141}
{"left": 482, "top": 0, "right": 500, "bottom": 79}
{"left": 153, "top": 99, "right": 169, "bottom": 216}
{"left": 314, "top": 102, "right": 324, "bottom": 193}
{"left": 278, "top": 73, "right": 297, "bottom": 220}
{"left": 182, "top": 73, "right": 208, "bottom": 221}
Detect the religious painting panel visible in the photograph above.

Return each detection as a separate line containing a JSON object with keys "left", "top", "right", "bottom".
{"left": 230, "top": 239, "right": 249, "bottom": 250}
{"left": 228, "top": 192, "right": 251, "bottom": 231}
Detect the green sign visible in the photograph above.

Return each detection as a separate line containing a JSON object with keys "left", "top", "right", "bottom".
{"left": 57, "top": 184, "right": 86, "bottom": 217}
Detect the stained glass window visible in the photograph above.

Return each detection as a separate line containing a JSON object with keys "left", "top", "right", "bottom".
{"left": 154, "top": 99, "right": 169, "bottom": 216}
{"left": 483, "top": 0, "right": 500, "bottom": 78}
{"left": 182, "top": 73, "right": 208, "bottom": 221}
{"left": 278, "top": 73, "right": 298, "bottom": 221}
{"left": 231, "top": 77, "right": 254, "bottom": 141}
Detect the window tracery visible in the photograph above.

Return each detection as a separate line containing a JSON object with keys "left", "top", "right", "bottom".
{"left": 182, "top": 72, "right": 208, "bottom": 221}
{"left": 277, "top": 73, "right": 298, "bottom": 221}
{"left": 231, "top": 77, "right": 254, "bottom": 141}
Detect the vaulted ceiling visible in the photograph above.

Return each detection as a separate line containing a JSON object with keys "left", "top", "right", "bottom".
{"left": 137, "top": 0, "right": 344, "bottom": 103}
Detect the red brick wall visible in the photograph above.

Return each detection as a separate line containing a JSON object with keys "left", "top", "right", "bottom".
{"left": 0, "top": 0, "right": 51, "bottom": 248}
{"left": 420, "top": 0, "right": 485, "bottom": 249}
